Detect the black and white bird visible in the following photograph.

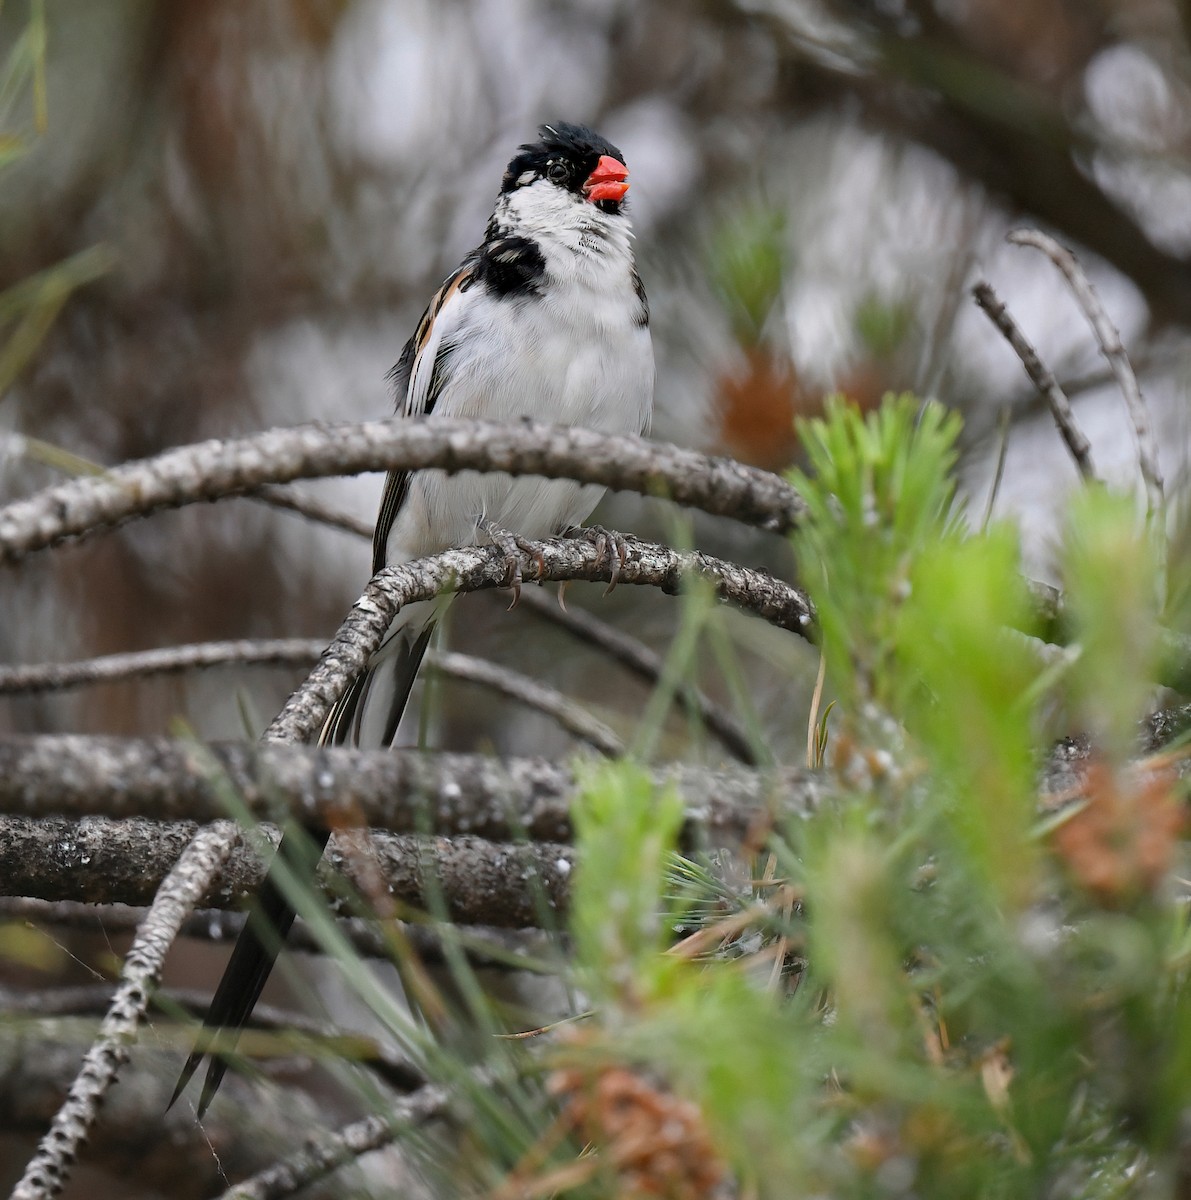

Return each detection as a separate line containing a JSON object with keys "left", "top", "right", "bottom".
{"left": 173, "top": 123, "right": 653, "bottom": 1114}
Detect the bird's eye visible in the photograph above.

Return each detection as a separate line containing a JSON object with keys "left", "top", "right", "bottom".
{"left": 546, "top": 162, "right": 569, "bottom": 183}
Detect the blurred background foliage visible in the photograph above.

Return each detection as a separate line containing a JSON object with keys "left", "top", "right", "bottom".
{"left": 3, "top": 0, "right": 1191, "bottom": 754}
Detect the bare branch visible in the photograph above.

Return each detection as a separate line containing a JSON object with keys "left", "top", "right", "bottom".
{"left": 509, "top": 587, "right": 760, "bottom": 764}
{"left": 972, "top": 280, "right": 1097, "bottom": 481}
{"left": 11, "top": 820, "right": 239, "bottom": 1200}
{"left": 1007, "top": 229, "right": 1164, "bottom": 516}
{"left": 0, "top": 417, "right": 806, "bottom": 565}
{"left": 218, "top": 1087, "right": 450, "bottom": 1200}
{"left": 0, "top": 816, "right": 576, "bottom": 927}
{"left": 0, "top": 737, "right": 819, "bottom": 843}
{"left": 262, "top": 533, "right": 814, "bottom": 746}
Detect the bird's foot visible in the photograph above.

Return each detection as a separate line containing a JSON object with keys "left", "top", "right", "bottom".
{"left": 480, "top": 521, "right": 545, "bottom": 609}
{"left": 564, "top": 524, "right": 631, "bottom": 595}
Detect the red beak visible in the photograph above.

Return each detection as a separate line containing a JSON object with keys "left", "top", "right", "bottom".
{"left": 583, "top": 154, "right": 629, "bottom": 204}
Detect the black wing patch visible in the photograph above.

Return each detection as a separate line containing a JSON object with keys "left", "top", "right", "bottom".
{"left": 477, "top": 235, "right": 545, "bottom": 298}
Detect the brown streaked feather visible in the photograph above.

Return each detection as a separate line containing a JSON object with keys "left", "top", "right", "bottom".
{"left": 390, "top": 259, "right": 477, "bottom": 418}
{"left": 374, "top": 259, "right": 477, "bottom": 574}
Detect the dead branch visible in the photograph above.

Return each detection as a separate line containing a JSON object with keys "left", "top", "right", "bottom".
{"left": 1008, "top": 229, "right": 1164, "bottom": 517}
{"left": 250, "top": 485, "right": 373, "bottom": 538}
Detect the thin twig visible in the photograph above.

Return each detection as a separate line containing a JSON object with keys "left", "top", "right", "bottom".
{"left": 1007, "top": 229, "right": 1164, "bottom": 516}
{"left": 217, "top": 1086, "right": 450, "bottom": 1200}
{"left": 10, "top": 821, "right": 240, "bottom": 1200}
{"left": 0, "top": 641, "right": 623, "bottom": 758}
{"left": 251, "top": 485, "right": 373, "bottom": 539}
{"left": 972, "top": 279, "right": 1096, "bottom": 480}
{"left": 507, "top": 587, "right": 758, "bottom": 764}
{"left": 429, "top": 649, "right": 623, "bottom": 757}
{"left": 0, "top": 639, "right": 328, "bottom": 692}
{"left": 0, "top": 416, "right": 806, "bottom": 566}
{"left": 0, "top": 984, "right": 426, "bottom": 1095}
{"left": 0, "top": 896, "right": 554, "bottom": 974}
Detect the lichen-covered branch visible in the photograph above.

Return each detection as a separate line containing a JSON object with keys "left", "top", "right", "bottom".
{"left": 262, "top": 533, "right": 814, "bottom": 745}
{"left": 0, "top": 816, "right": 576, "bottom": 928}
{"left": 0, "top": 737, "right": 821, "bottom": 843}
{"left": 0, "top": 417, "right": 806, "bottom": 565}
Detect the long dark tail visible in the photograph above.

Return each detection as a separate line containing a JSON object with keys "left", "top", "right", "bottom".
{"left": 170, "top": 625, "right": 434, "bottom": 1115}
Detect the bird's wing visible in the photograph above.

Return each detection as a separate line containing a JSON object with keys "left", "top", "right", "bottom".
{"left": 372, "top": 257, "right": 478, "bottom": 574}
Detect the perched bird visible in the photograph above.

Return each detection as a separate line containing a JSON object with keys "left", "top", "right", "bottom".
{"left": 172, "top": 123, "right": 654, "bottom": 1114}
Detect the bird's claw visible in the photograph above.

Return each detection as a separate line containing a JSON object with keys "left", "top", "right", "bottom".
{"left": 481, "top": 521, "right": 544, "bottom": 609}
{"left": 565, "top": 524, "right": 630, "bottom": 596}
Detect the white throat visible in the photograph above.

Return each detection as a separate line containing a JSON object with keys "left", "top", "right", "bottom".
{"left": 492, "top": 179, "right": 637, "bottom": 291}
